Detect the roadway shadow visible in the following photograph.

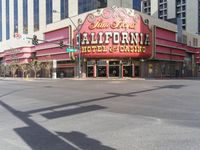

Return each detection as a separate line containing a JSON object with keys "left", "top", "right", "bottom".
{"left": 25, "top": 84, "right": 186, "bottom": 115}
{"left": 57, "top": 131, "right": 116, "bottom": 150}
{"left": 42, "top": 105, "right": 106, "bottom": 119}
{"left": 0, "top": 100, "right": 110, "bottom": 150}
{"left": 0, "top": 84, "right": 187, "bottom": 149}
{"left": 0, "top": 100, "right": 77, "bottom": 150}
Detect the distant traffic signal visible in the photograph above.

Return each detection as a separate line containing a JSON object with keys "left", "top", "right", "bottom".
{"left": 59, "top": 41, "right": 64, "bottom": 49}
{"left": 32, "top": 35, "right": 38, "bottom": 45}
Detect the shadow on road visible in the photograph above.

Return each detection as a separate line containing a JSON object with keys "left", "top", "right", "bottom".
{"left": 42, "top": 105, "right": 106, "bottom": 119}
{"left": 0, "top": 84, "right": 186, "bottom": 149}
{"left": 0, "top": 100, "right": 112, "bottom": 150}
{"left": 25, "top": 84, "right": 187, "bottom": 115}
{"left": 57, "top": 131, "right": 116, "bottom": 150}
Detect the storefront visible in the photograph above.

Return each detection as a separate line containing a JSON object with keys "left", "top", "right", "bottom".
{"left": 1, "top": 7, "right": 200, "bottom": 78}
{"left": 72, "top": 7, "right": 200, "bottom": 78}
{"left": 75, "top": 7, "right": 153, "bottom": 78}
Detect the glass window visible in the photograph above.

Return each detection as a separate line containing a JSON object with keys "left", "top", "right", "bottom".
{"left": 182, "top": 5, "right": 185, "bottom": 11}
{"left": 182, "top": 34, "right": 187, "bottom": 43}
{"left": 182, "top": 18, "right": 185, "bottom": 24}
{"left": 199, "top": 1, "right": 200, "bottom": 33}
{"left": 182, "top": 12, "right": 185, "bottom": 17}
{"left": 60, "top": 0, "right": 68, "bottom": 20}
{"left": 164, "top": 9, "right": 167, "bottom": 15}
{"left": 46, "top": 0, "right": 52, "bottom": 24}
{"left": 176, "top": 0, "right": 181, "bottom": 5}
{"left": 144, "top": 2, "right": 147, "bottom": 7}
{"left": 133, "top": 0, "right": 141, "bottom": 11}
{"left": 177, "top": 6, "right": 181, "bottom": 12}
{"left": 6, "top": 0, "right": 10, "bottom": 40}
{"left": 177, "top": 13, "right": 181, "bottom": 18}
{"left": 78, "top": 0, "right": 107, "bottom": 14}
{"left": 34, "top": 0, "right": 39, "bottom": 31}
{"left": 0, "top": 0, "right": 2, "bottom": 41}
{"left": 23, "top": 0, "right": 28, "bottom": 34}
{"left": 14, "top": 0, "right": 18, "bottom": 33}
{"left": 164, "top": 3, "right": 167, "bottom": 8}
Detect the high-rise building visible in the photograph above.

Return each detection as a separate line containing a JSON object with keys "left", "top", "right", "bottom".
{"left": 141, "top": 0, "right": 200, "bottom": 35}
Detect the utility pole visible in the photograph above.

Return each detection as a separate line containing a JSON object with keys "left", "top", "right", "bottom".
{"left": 68, "top": 17, "right": 81, "bottom": 78}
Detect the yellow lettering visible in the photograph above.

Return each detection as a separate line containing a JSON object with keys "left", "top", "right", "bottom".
{"left": 92, "top": 46, "right": 97, "bottom": 52}
{"left": 87, "top": 46, "right": 91, "bottom": 52}
{"left": 82, "top": 46, "right": 87, "bottom": 53}
{"left": 102, "top": 46, "right": 107, "bottom": 52}
{"left": 97, "top": 46, "right": 102, "bottom": 52}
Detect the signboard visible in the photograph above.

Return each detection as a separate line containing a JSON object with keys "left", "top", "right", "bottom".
{"left": 66, "top": 48, "right": 77, "bottom": 53}
{"left": 75, "top": 7, "right": 152, "bottom": 59}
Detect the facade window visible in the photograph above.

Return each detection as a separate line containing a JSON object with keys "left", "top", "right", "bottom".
{"left": 198, "top": 0, "right": 200, "bottom": 34}
{"left": 144, "top": 2, "right": 147, "bottom": 7}
{"left": 193, "top": 38, "right": 198, "bottom": 47}
{"left": 46, "top": 0, "right": 52, "bottom": 24}
{"left": 182, "top": 19, "right": 185, "bottom": 24}
{"left": 182, "top": 12, "right": 185, "bottom": 17}
{"left": 133, "top": 0, "right": 141, "bottom": 11}
{"left": 60, "top": 0, "right": 68, "bottom": 20}
{"left": 182, "top": 5, "right": 185, "bottom": 11}
{"left": 34, "top": 0, "right": 39, "bottom": 31}
{"left": 14, "top": 0, "right": 18, "bottom": 33}
{"left": 182, "top": 34, "right": 187, "bottom": 44}
{"left": 142, "top": 0, "right": 151, "bottom": 15}
{"left": 78, "top": 0, "right": 107, "bottom": 14}
{"left": 176, "top": 0, "right": 186, "bottom": 30}
{"left": 6, "top": 0, "right": 10, "bottom": 40}
{"left": 23, "top": 0, "right": 28, "bottom": 34}
{"left": 0, "top": 0, "right": 2, "bottom": 41}
{"left": 177, "top": 0, "right": 181, "bottom": 5}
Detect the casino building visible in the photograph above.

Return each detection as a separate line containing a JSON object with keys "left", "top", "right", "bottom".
{"left": 0, "top": 1, "right": 200, "bottom": 78}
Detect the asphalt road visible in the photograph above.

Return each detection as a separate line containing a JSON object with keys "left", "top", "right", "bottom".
{"left": 0, "top": 78, "right": 200, "bottom": 150}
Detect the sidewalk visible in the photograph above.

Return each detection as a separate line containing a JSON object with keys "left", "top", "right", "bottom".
{"left": 1, "top": 77, "right": 200, "bottom": 81}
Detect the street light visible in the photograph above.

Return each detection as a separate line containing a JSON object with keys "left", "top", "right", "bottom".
{"left": 52, "top": 9, "right": 82, "bottom": 78}
{"left": 68, "top": 17, "right": 81, "bottom": 78}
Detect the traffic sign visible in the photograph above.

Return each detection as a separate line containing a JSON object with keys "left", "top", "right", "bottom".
{"left": 66, "top": 48, "right": 77, "bottom": 52}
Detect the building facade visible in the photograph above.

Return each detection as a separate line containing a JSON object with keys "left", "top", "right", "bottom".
{"left": 0, "top": 0, "right": 200, "bottom": 78}
{"left": 141, "top": 0, "right": 200, "bottom": 35}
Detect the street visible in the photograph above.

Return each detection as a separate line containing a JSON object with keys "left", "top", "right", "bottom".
{"left": 0, "top": 78, "right": 200, "bottom": 150}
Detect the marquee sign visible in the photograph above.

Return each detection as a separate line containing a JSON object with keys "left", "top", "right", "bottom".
{"left": 75, "top": 7, "right": 152, "bottom": 58}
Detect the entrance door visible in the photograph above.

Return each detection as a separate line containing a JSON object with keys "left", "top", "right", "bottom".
{"left": 97, "top": 66, "right": 106, "bottom": 77}
{"left": 123, "top": 66, "right": 132, "bottom": 77}
{"left": 135, "top": 66, "right": 140, "bottom": 77}
{"left": 109, "top": 66, "right": 119, "bottom": 77}
{"left": 87, "top": 66, "right": 94, "bottom": 77}
{"left": 109, "top": 61, "right": 120, "bottom": 77}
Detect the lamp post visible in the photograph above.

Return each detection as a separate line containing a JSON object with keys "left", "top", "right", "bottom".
{"left": 68, "top": 17, "right": 81, "bottom": 78}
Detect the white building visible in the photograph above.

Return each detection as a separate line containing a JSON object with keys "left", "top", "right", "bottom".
{"left": 0, "top": 0, "right": 143, "bottom": 51}
{"left": 141, "top": 0, "right": 200, "bottom": 35}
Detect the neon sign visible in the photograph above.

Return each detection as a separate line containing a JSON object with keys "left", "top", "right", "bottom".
{"left": 76, "top": 7, "right": 152, "bottom": 58}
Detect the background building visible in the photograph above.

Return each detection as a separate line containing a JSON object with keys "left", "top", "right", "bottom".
{"left": 141, "top": 0, "right": 200, "bottom": 35}
{"left": 0, "top": 0, "right": 143, "bottom": 50}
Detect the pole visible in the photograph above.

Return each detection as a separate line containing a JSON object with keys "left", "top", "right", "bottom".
{"left": 78, "top": 33, "right": 81, "bottom": 78}
{"left": 68, "top": 17, "right": 81, "bottom": 78}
